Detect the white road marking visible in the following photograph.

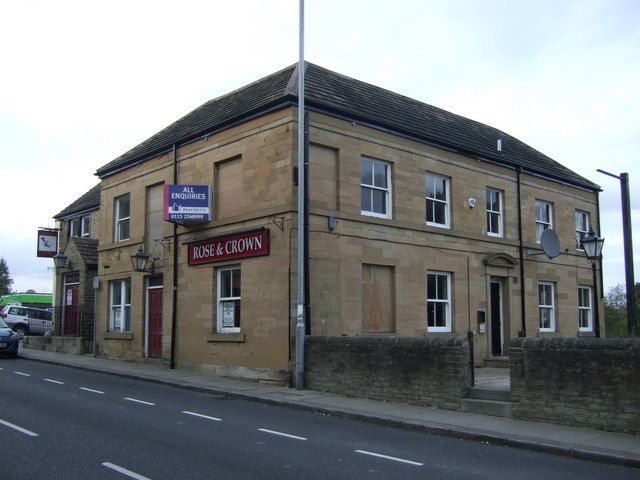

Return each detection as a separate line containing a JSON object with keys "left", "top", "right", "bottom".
{"left": 79, "top": 387, "right": 105, "bottom": 394}
{"left": 44, "top": 378, "right": 65, "bottom": 385}
{"left": 13, "top": 371, "right": 30, "bottom": 376}
{"left": 258, "top": 428, "right": 307, "bottom": 441}
{"left": 0, "top": 418, "right": 39, "bottom": 437}
{"left": 182, "top": 411, "right": 222, "bottom": 422}
{"left": 102, "top": 462, "right": 151, "bottom": 480}
{"left": 355, "top": 449, "right": 423, "bottom": 466}
{"left": 124, "top": 397, "right": 155, "bottom": 406}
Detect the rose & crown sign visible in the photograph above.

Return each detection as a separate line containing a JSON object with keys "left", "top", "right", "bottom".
{"left": 188, "top": 228, "right": 270, "bottom": 266}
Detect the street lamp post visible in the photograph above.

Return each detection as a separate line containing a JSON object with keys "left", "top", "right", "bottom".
{"left": 597, "top": 169, "right": 636, "bottom": 335}
{"left": 581, "top": 228, "right": 605, "bottom": 337}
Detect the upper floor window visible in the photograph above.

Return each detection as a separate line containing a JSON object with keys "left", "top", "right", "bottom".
{"left": 69, "top": 214, "right": 91, "bottom": 238}
{"left": 427, "top": 271, "right": 452, "bottom": 332}
{"left": 425, "top": 173, "right": 450, "bottom": 228}
{"left": 360, "top": 157, "right": 391, "bottom": 218}
{"left": 486, "top": 188, "right": 503, "bottom": 237}
{"left": 217, "top": 266, "right": 241, "bottom": 333}
{"left": 114, "top": 194, "right": 130, "bottom": 242}
{"left": 109, "top": 279, "right": 131, "bottom": 332}
{"left": 535, "top": 200, "right": 553, "bottom": 242}
{"left": 538, "top": 281, "right": 556, "bottom": 332}
{"left": 578, "top": 286, "right": 593, "bottom": 332}
{"left": 575, "top": 210, "right": 589, "bottom": 250}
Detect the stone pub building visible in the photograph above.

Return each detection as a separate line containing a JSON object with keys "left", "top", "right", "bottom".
{"left": 92, "top": 63, "right": 601, "bottom": 383}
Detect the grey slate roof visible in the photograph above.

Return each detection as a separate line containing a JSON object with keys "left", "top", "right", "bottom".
{"left": 54, "top": 183, "right": 101, "bottom": 219}
{"left": 70, "top": 237, "right": 98, "bottom": 266}
{"left": 96, "top": 63, "right": 598, "bottom": 191}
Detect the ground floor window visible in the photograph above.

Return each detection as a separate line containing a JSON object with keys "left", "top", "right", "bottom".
{"left": 109, "top": 279, "right": 131, "bottom": 332}
{"left": 427, "top": 271, "right": 452, "bottom": 332}
{"left": 578, "top": 286, "right": 593, "bottom": 332}
{"left": 217, "top": 266, "right": 241, "bottom": 333}
{"left": 538, "top": 282, "right": 555, "bottom": 332}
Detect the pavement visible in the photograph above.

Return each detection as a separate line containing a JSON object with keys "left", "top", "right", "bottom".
{"left": 15, "top": 347, "right": 640, "bottom": 470}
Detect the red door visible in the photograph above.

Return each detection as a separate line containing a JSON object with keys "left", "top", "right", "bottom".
{"left": 147, "top": 288, "right": 163, "bottom": 358}
{"left": 63, "top": 284, "right": 80, "bottom": 336}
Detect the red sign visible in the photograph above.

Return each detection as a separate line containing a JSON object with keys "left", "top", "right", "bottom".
{"left": 188, "top": 229, "right": 270, "bottom": 265}
{"left": 37, "top": 229, "right": 58, "bottom": 258}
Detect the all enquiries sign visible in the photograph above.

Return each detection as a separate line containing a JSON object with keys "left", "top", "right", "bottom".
{"left": 188, "top": 229, "right": 270, "bottom": 266}
{"left": 163, "top": 184, "right": 212, "bottom": 225}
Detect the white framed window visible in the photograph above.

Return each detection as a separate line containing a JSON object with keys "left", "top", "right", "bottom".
{"left": 427, "top": 271, "right": 452, "bottom": 332}
{"left": 538, "top": 281, "right": 556, "bottom": 332}
{"left": 217, "top": 266, "right": 241, "bottom": 333}
{"left": 535, "top": 200, "right": 553, "bottom": 242}
{"left": 578, "top": 286, "right": 593, "bottom": 332}
{"left": 425, "top": 173, "right": 450, "bottom": 228}
{"left": 81, "top": 215, "right": 91, "bottom": 237}
{"left": 486, "top": 188, "right": 503, "bottom": 237}
{"left": 115, "top": 194, "right": 131, "bottom": 242}
{"left": 575, "top": 211, "right": 589, "bottom": 250}
{"left": 361, "top": 157, "right": 391, "bottom": 218}
{"left": 109, "top": 279, "right": 131, "bottom": 332}
{"left": 71, "top": 215, "right": 91, "bottom": 238}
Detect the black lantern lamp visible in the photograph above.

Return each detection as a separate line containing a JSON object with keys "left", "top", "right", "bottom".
{"left": 581, "top": 228, "right": 605, "bottom": 337}
{"left": 131, "top": 246, "right": 154, "bottom": 273}
{"left": 53, "top": 253, "right": 69, "bottom": 271}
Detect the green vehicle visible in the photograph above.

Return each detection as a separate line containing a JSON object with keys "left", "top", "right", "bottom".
{"left": 0, "top": 292, "right": 53, "bottom": 309}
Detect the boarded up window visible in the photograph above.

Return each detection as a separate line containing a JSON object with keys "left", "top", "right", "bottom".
{"left": 146, "top": 184, "right": 164, "bottom": 250}
{"left": 216, "top": 157, "right": 242, "bottom": 219}
{"left": 309, "top": 144, "right": 338, "bottom": 211}
{"left": 362, "top": 264, "right": 395, "bottom": 333}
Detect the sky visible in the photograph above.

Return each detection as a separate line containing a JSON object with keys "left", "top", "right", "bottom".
{"left": 0, "top": 0, "right": 638, "bottom": 294}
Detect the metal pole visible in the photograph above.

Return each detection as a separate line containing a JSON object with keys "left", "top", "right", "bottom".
{"left": 620, "top": 173, "right": 636, "bottom": 335}
{"left": 597, "top": 169, "right": 636, "bottom": 335}
{"left": 592, "top": 260, "right": 601, "bottom": 338}
{"left": 295, "top": 0, "right": 306, "bottom": 390}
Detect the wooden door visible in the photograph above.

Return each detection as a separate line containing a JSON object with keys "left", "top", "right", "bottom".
{"left": 490, "top": 281, "right": 503, "bottom": 357}
{"left": 147, "top": 287, "right": 163, "bottom": 358}
{"left": 63, "top": 284, "right": 80, "bottom": 336}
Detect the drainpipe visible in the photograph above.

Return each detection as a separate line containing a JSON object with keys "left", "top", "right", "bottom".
{"left": 517, "top": 167, "right": 526, "bottom": 337}
{"left": 169, "top": 144, "right": 179, "bottom": 369}
{"left": 304, "top": 110, "right": 310, "bottom": 335}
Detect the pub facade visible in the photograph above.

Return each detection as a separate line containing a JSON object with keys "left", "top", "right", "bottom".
{"left": 93, "top": 63, "right": 602, "bottom": 382}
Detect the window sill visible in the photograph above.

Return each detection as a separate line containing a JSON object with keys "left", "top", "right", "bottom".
{"left": 207, "top": 333, "right": 245, "bottom": 343}
{"left": 104, "top": 331, "right": 133, "bottom": 340}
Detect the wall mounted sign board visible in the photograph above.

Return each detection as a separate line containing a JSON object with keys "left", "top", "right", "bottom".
{"left": 163, "top": 184, "right": 212, "bottom": 225}
{"left": 188, "top": 228, "right": 270, "bottom": 266}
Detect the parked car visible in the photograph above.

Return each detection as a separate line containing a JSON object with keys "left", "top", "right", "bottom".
{"left": 0, "top": 305, "right": 52, "bottom": 337}
{"left": 0, "top": 317, "right": 19, "bottom": 358}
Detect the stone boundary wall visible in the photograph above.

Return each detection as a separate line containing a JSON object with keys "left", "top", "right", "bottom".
{"left": 510, "top": 337, "right": 640, "bottom": 435}
{"left": 305, "top": 336, "right": 470, "bottom": 410}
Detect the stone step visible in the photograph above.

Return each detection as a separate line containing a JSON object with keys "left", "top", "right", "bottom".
{"left": 467, "top": 386, "right": 511, "bottom": 402}
{"left": 461, "top": 398, "right": 512, "bottom": 418}
{"left": 481, "top": 356, "right": 509, "bottom": 368}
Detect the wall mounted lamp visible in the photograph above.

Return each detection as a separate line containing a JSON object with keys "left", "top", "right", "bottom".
{"left": 53, "top": 253, "right": 71, "bottom": 271}
{"left": 131, "top": 246, "right": 154, "bottom": 273}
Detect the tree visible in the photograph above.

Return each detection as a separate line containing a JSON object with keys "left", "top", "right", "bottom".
{"left": 0, "top": 257, "right": 13, "bottom": 296}
{"left": 604, "top": 283, "right": 640, "bottom": 337}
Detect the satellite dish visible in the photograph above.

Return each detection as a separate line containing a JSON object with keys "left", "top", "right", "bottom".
{"left": 540, "top": 229, "right": 560, "bottom": 258}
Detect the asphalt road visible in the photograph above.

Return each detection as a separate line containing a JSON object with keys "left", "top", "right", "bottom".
{"left": 0, "top": 358, "right": 638, "bottom": 480}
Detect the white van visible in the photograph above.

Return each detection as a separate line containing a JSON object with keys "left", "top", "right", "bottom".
{"left": 0, "top": 305, "right": 52, "bottom": 337}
